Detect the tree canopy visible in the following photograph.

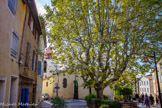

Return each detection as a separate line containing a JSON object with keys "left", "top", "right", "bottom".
{"left": 39, "top": 15, "right": 47, "bottom": 37}
{"left": 45, "top": 0, "right": 161, "bottom": 98}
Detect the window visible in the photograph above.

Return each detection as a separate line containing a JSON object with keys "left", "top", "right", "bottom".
{"left": 32, "top": 51, "right": 37, "bottom": 72}
{"left": 144, "top": 88, "right": 146, "bottom": 92}
{"left": 161, "top": 75, "right": 162, "bottom": 82}
{"left": 33, "top": 24, "right": 36, "bottom": 37}
{"left": 10, "top": 31, "right": 19, "bottom": 58}
{"left": 44, "top": 61, "right": 47, "bottom": 73}
{"left": 25, "top": 42, "right": 31, "bottom": 67}
{"left": 46, "top": 82, "right": 48, "bottom": 87}
{"left": 8, "top": 0, "right": 17, "bottom": 15}
{"left": 38, "top": 61, "right": 41, "bottom": 75}
{"left": 144, "top": 81, "right": 145, "bottom": 85}
{"left": 152, "top": 74, "right": 154, "bottom": 79}
{"left": 63, "top": 78, "right": 67, "bottom": 88}
{"left": 147, "top": 88, "right": 149, "bottom": 92}
{"left": 147, "top": 81, "right": 149, "bottom": 85}
{"left": 36, "top": 33, "right": 39, "bottom": 44}
{"left": 28, "top": 13, "right": 34, "bottom": 32}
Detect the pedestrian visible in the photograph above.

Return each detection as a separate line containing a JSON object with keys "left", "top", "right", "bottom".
{"left": 156, "top": 95, "right": 159, "bottom": 105}
{"left": 128, "top": 95, "right": 131, "bottom": 101}
{"left": 133, "top": 93, "right": 136, "bottom": 100}
{"left": 149, "top": 94, "right": 154, "bottom": 105}
{"left": 144, "top": 94, "right": 150, "bottom": 108}
{"left": 141, "top": 93, "right": 144, "bottom": 105}
{"left": 135, "top": 93, "right": 139, "bottom": 104}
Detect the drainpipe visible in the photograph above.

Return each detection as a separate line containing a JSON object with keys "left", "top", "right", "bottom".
{"left": 18, "top": 4, "right": 27, "bottom": 67}
{"left": 18, "top": 5, "right": 27, "bottom": 103}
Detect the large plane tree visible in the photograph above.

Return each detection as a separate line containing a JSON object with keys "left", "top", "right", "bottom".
{"left": 45, "top": 0, "right": 161, "bottom": 98}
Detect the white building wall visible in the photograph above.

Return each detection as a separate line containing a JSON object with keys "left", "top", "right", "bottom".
{"left": 139, "top": 77, "right": 150, "bottom": 96}
{"left": 43, "top": 59, "right": 58, "bottom": 79}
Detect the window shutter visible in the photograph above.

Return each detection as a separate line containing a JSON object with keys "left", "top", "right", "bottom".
{"left": 13, "top": 33, "right": 19, "bottom": 53}
{"left": 10, "top": 32, "right": 19, "bottom": 58}
{"left": 33, "top": 54, "right": 36, "bottom": 72}
{"left": 10, "top": 34, "right": 15, "bottom": 55}
{"left": 13, "top": 0, "right": 17, "bottom": 14}
{"left": 32, "top": 51, "right": 35, "bottom": 70}
{"left": 25, "top": 43, "right": 31, "bottom": 66}
{"left": 30, "top": 20, "right": 34, "bottom": 32}
{"left": 28, "top": 13, "right": 31, "bottom": 26}
{"left": 8, "top": 0, "right": 14, "bottom": 13}
{"left": 38, "top": 61, "right": 41, "bottom": 75}
{"left": 8, "top": 0, "right": 17, "bottom": 15}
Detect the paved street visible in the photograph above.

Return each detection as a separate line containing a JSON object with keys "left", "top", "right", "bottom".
{"left": 138, "top": 103, "right": 160, "bottom": 108}
{"left": 37, "top": 100, "right": 53, "bottom": 108}
{"left": 65, "top": 99, "right": 87, "bottom": 108}
{"left": 37, "top": 99, "right": 87, "bottom": 108}
{"left": 37, "top": 100, "right": 161, "bottom": 108}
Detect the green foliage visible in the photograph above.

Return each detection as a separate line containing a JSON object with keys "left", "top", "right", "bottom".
{"left": 85, "top": 96, "right": 121, "bottom": 108}
{"left": 103, "top": 95, "right": 109, "bottom": 100}
{"left": 121, "top": 87, "right": 133, "bottom": 96}
{"left": 101, "top": 100, "right": 121, "bottom": 108}
{"left": 51, "top": 97, "right": 67, "bottom": 108}
{"left": 113, "top": 86, "right": 132, "bottom": 100}
{"left": 100, "top": 104, "right": 109, "bottom": 108}
{"left": 38, "top": 15, "right": 46, "bottom": 37}
{"left": 92, "top": 99, "right": 121, "bottom": 108}
{"left": 84, "top": 93, "right": 96, "bottom": 102}
{"left": 84, "top": 93, "right": 108, "bottom": 102}
{"left": 91, "top": 98, "right": 103, "bottom": 104}
{"left": 45, "top": 0, "right": 162, "bottom": 98}
{"left": 113, "top": 86, "right": 122, "bottom": 96}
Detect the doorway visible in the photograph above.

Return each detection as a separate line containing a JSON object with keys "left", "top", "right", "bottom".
{"left": 0, "top": 78, "right": 6, "bottom": 108}
{"left": 20, "top": 88, "right": 29, "bottom": 108}
{"left": 73, "top": 80, "right": 78, "bottom": 99}
{"left": 9, "top": 76, "right": 18, "bottom": 108}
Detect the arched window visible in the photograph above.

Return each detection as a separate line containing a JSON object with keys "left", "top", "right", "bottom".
{"left": 63, "top": 78, "right": 67, "bottom": 88}
{"left": 46, "top": 82, "right": 48, "bottom": 87}
{"left": 44, "top": 61, "right": 47, "bottom": 73}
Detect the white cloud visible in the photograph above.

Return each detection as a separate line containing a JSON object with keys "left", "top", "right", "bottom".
{"left": 35, "top": 1, "right": 46, "bottom": 15}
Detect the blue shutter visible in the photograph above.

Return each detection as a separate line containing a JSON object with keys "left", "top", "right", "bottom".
{"left": 25, "top": 88, "right": 29, "bottom": 108}
{"left": 20, "top": 88, "right": 25, "bottom": 108}
{"left": 38, "top": 61, "right": 41, "bottom": 75}
{"left": 8, "top": 0, "right": 17, "bottom": 14}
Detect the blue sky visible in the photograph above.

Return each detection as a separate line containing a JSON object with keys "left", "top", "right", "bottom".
{"left": 35, "top": 0, "right": 51, "bottom": 47}
{"left": 35, "top": 0, "right": 51, "bottom": 15}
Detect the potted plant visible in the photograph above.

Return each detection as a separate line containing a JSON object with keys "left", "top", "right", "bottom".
{"left": 51, "top": 96, "right": 67, "bottom": 108}
{"left": 84, "top": 93, "right": 97, "bottom": 107}
{"left": 121, "top": 87, "right": 132, "bottom": 102}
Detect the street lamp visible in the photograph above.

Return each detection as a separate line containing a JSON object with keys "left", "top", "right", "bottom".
{"left": 142, "top": 52, "right": 161, "bottom": 107}
{"left": 50, "top": 64, "right": 60, "bottom": 98}
{"left": 55, "top": 66, "right": 60, "bottom": 97}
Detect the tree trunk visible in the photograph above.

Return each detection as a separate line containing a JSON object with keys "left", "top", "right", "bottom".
{"left": 89, "top": 86, "right": 92, "bottom": 94}
{"left": 95, "top": 88, "right": 104, "bottom": 99}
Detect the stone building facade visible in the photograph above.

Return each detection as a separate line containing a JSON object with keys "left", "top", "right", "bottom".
{"left": 138, "top": 75, "right": 154, "bottom": 96}
{"left": 18, "top": 0, "right": 42, "bottom": 105}
{"left": 0, "top": 0, "right": 26, "bottom": 105}
{"left": 0, "top": 0, "right": 43, "bottom": 107}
